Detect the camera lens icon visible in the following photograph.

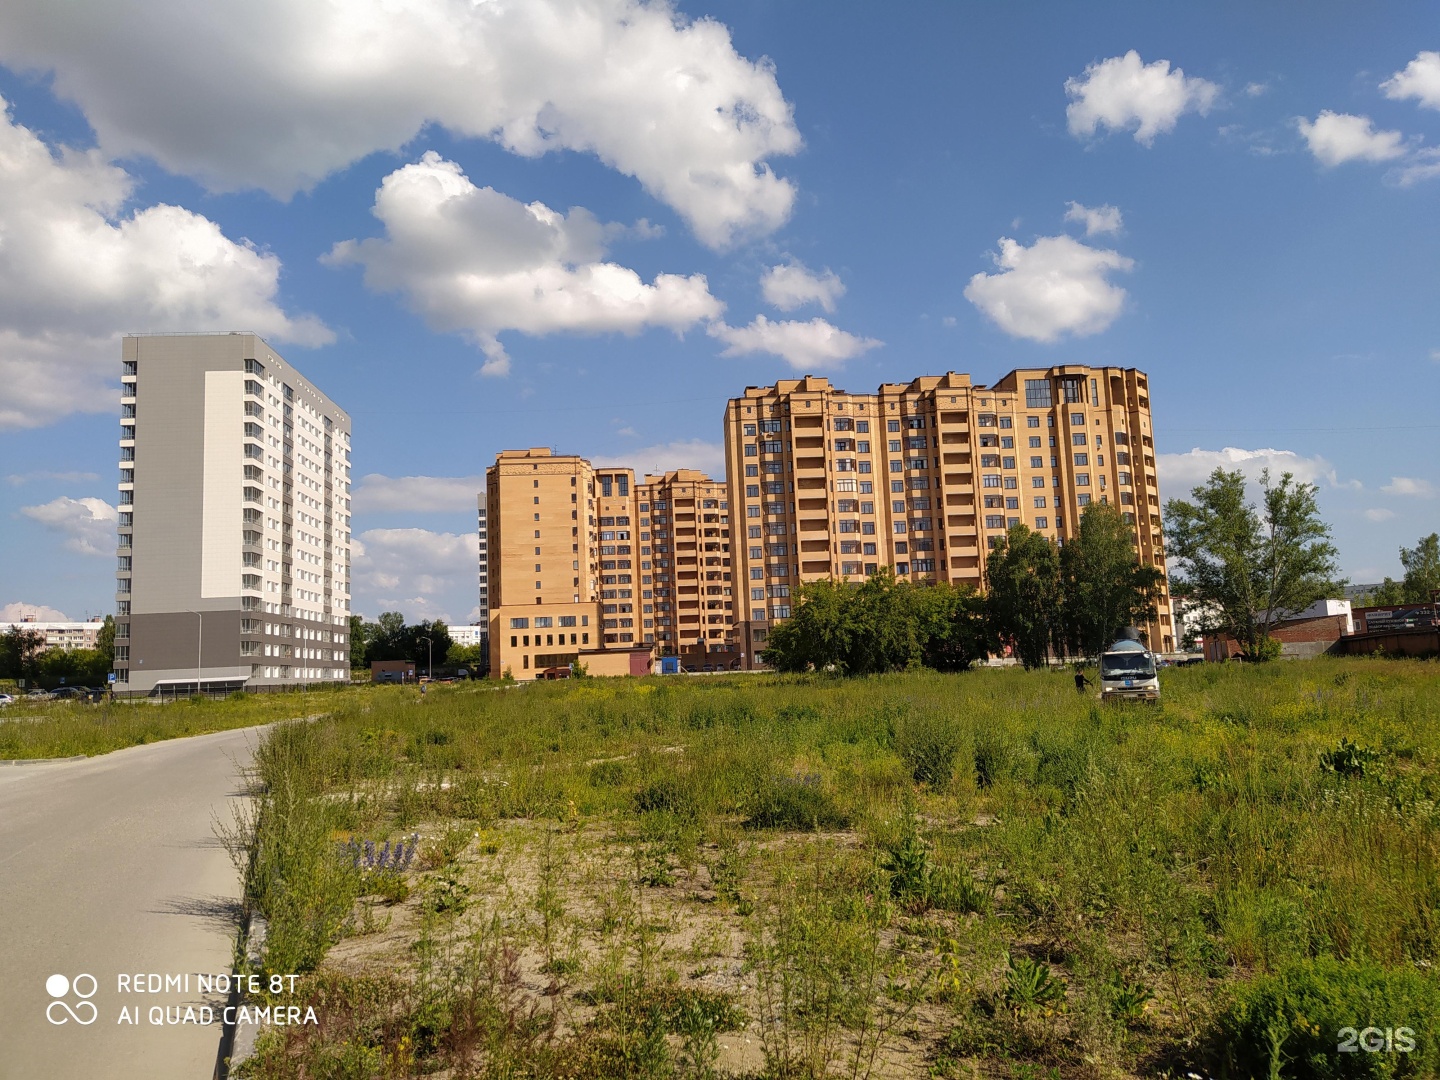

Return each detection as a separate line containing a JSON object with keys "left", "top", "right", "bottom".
{"left": 46, "top": 973, "right": 98, "bottom": 1025}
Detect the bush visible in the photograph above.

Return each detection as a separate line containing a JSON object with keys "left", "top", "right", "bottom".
{"left": 633, "top": 774, "right": 701, "bottom": 821}
{"left": 1205, "top": 958, "right": 1440, "bottom": 1079}
{"left": 745, "top": 773, "right": 850, "bottom": 831}
{"left": 896, "top": 713, "right": 961, "bottom": 787}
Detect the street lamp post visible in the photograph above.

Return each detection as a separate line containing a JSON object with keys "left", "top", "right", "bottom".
{"left": 424, "top": 636, "right": 433, "bottom": 681}
{"left": 186, "top": 609, "right": 202, "bottom": 697}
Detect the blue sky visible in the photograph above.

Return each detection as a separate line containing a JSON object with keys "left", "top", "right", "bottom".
{"left": 1, "top": 1, "right": 1436, "bottom": 625}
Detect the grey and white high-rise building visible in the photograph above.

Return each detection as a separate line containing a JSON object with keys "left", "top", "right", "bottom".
{"left": 113, "top": 333, "right": 353, "bottom": 695}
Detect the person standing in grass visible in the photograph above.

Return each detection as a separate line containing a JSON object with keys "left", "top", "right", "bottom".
{"left": 1074, "top": 668, "right": 1092, "bottom": 693}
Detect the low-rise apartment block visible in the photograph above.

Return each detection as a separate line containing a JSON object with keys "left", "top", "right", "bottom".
{"left": 1, "top": 617, "right": 108, "bottom": 651}
{"left": 114, "top": 333, "right": 353, "bottom": 695}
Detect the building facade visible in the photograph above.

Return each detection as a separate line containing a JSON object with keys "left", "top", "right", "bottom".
{"left": 114, "top": 333, "right": 353, "bottom": 694}
{"left": 723, "top": 367, "right": 1170, "bottom": 663}
{"left": 482, "top": 450, "right": 735, "bottom": 679}
{"left": 1, "top": 617, "right": 108, "bottom": 651}
{"left": 637, "top": 470, "right": 738, "bottom": 662}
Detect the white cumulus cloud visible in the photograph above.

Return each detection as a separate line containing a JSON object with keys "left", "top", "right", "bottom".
{"left": 1157, "top": 447, "right": 1351, "bottom": 497}
{"left": 1, "top": 601, "right": 71, "bottom": 622}
{"left": 0, "top": 97, "right": 330, "bottom": 431}
{"left": 1296, "top": 111, "right": 1408, "bottom": 166}
{"left": 353, "top": 474, "right": 486, "bottom": 514}
{"left": 19, "top": 496, "right": 117, "bottom": 555}
{"left": 351, "top": 528, "right": 479, "bottom": 624}
{"left": 760, "top": 260, "right": 845, "bottom": 313}
{"left": 0, "top": 0, "right": 799, "bottom": 248}
{"left": 964, "top": 234, "right": 1133, "bottom": 343}
{"left": 1382, "top": 476, "right": 1435, "bottom": 498}
{"left": 599, "top": 439, "right": 726, "bottom": 479}
{"left": 1382, "top": 51, "right": 1440, "bottom": 111}
{"left": 708, "top": 315, "right": 881, "bottom": 370}
{"left": 1392, "top": 147, "right": 1440, "bottom": 187}
{"left": 1364, "top": 508, "right": 1397, "bottom": 522}
{"left": 326, "top": 152, "right": 723, "bottom": 375}
{"left": 1063, "top": 201, "right": 1124, "bottom": 236}
{"left": 1065, "top": 51, "right": 1219, "bottom": 145}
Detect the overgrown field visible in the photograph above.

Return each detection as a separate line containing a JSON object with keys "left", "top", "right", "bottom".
{"left": 229, "top": 660, "right": 1440, "bottom": 1079}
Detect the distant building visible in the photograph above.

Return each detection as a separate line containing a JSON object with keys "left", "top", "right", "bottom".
{"left": 114, "top": 333, "right": 353, "bottom": 695}
{"left": 371, "top": 659, "right": 416, "bottom": 683}
{"left": 480, "top": 448, "right": 735, "bottom": 680}
{"left": 448, "top": 624, "right": 487, "bottom": 648}
{"left": 2, "top": 617, "right": 107, "bottom": 651}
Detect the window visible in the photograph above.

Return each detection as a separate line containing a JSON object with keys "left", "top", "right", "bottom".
{"left": 752, "top": 587, "right": 765, "bottom": 600}
{"left": 760, "top": 419, "right": 782, "bottom": 433}
{"left": 981, "top": 454, "right": 1000, "bottom": 468}
{"left": 857, "top": 421, "right": 869, "bottom": 432}
{"left": 746, "top": 484, "right": 760, "bottom": 497}
{"left": 833, "top": 417, "right": 853, "bottom": 431}
{"left": 983, "top": 475, "right": 1001, "bottom": 488}
{"left": 893, "top": 521, "right": 907, "bottom": 534}
{"left": 985, "top": 514, "right": 1004, "bottom": 528}
{"left": 1033, "top": 496, "right": 1047, "bottom": 508}
{"left": 895, "top": 563, "right": 909, "bottom": 575}
{"left": 1024, "top": 378, "right": 1052, "bottom": 408}
{"left": 1002, "top": 456, "right": 1016, "bottom": 470}
{"left": 999, "top": 417, "right": 1012, "bottom": 429}
{"left": 1027, "top": 416, "right": 1041, "bottom": 428}
{"left": 510, "top": 618, "right": 529, "bottom": 629}
{"left": 764, "top": 462, "right": 783, "bottom": 474}
{"left": 748, "top": 526, "right": 762, "bottom": 538}
{"left": 888, "top": 440, "right": 902, "bottom": 453}
{"left": 1070, "top": 413, "right": 1085, "bottom": 426}
{"left": 1003, "top": 477, "right": 1017, "bottom": 489}
{"left": 750, "top": 568, "right": 763, "bottom": 579}
{"left": 1029, "top": 456, "right": 1043, "bottom": 468}
{"left": 887, "top": 420, "right": 901, "bottom": 432}
{"left": 1076, "top": 473, "right": 1091, "bottom": 486}
{"left": 744, "top": 423, "right": 757, "bottom": 436}
{"left": 1072, "top": 433, "right": 1088, "bottom": 446}
{"left": 560, "top": 616, "right": 577, "bottom": 626}
{"left": 1078, "top": 493, "right": 1091, "bottom": 506}
{"left": 1118, "top": 472, "right": 1132, "bottom": 486}
{"left": 1001, "top": 436, "right": 1014, "bottom": 449}
{"left": 761, "top": 440, "right": 783, "bottom": 453}
{"left": 747, "top": 505, "right": 760, "bottom": 517}
{"left": 1035, "top": 517, "right": 1048, "bottom": 529}
{"left": 744, "top": 444, "right": 757, "bottom": 456}
{"left": 1031, "top": 477, "right": 1046, "bottom": 488}
{"left": 745, "top": 465, "right": 758, "bottom": 477}
{"left": 1074, "top": 453, "right": 1089, "bottom": 466}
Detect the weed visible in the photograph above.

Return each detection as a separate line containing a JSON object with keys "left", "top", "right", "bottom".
{"left": 1003, "top": 954, "right": 1066, "bottom": 1014}
{"left": 1320, "top": 736, "right": 1382, "bottom": 779}
{"left": 424, "top": 869, "right": 470, "bottom": 916}
{"left": 746, "top": 772, "right": 850, "bottom": 831}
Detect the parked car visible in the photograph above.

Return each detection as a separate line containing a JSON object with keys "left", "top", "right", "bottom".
{"left": 25, "top": 689, "right": 54, "bottom": 701}
{"left": 51, "top": 686, "right": 87, "bottom": 700}
{"left": 0, "top": 693, "right": 14, "bottom": 707}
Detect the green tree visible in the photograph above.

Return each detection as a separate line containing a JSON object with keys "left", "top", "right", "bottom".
{"left": 0, "top": 626, "right": 45, "bottom": 682}
{"left": 985, "top": 524, "right": 1062, "bottom": 669}
{"left": 761, "top": 570, "right": 991, "bottom": 675}
{"left": 912, "top": 580, "right": 994, "bottom": 672}
{"left": 1365, "top": 533, "right": 1440, "bottom": 606}
{"left": 1058, "top": 502, "right": 1166, "bottom": 658}
{"left": 348, "top": 614, "right": 370, "bottom": 669}
{"left": 96, "top": 615, "right": 116, "bottom": 667}
{"left": 1164, "top": 468, "right": 1342, "bottom": 660}
{"left": 365, "top": 611, "right": 410, "bottom": 662}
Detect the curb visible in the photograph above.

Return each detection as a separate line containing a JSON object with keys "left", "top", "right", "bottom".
{"left": 213, "top": 912, "right": 267, "bottom": 1079}
{"left": 0, "top": 755, "right": 87, "bottom": 766}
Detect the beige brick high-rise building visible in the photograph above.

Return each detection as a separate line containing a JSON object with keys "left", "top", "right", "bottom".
{"left": 723, "top": 366, "right": 1170, "bottom": 663}
{"left": 637, "top": 470, "right": 737, "bottom": 661}
{"left": 483, "top": 451, "right": 735, "bottom": 679}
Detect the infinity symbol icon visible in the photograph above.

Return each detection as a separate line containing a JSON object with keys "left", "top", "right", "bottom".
{"left": 47, "top": 999, "right": 98, "bottom": 1026}
{"left": 45, "top": 973, "right": 98, "bottom": 1025}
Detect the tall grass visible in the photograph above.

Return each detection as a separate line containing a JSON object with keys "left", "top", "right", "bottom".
{"left": 232, "top": 659, "right": 1440, "bottom": 1078}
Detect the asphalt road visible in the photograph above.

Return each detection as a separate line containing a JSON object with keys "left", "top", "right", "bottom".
{"left": 0, "top": 726, "right": 266, "bottom": 1080}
